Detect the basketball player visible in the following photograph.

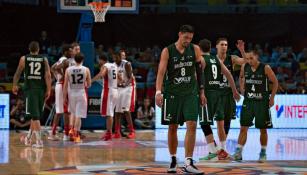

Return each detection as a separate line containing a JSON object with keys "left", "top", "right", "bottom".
{"left": 156, "top": 25, "right": 205, "bottom": 174}
{"left": 114, "top": 50, "right": 136, "bottom": 139}
{"left": 63, "top": 53, "right": 91, "bottom": 143}
{"left": 13, "top": 41, "right": 52, "bottom": 148}
{"left": 48, "top": 44, "right": 72, "bottom": 141}
{"left": 92, "top": 53, "right": 118, "bottom": 141}
{"left": 232, "top": 50, "right": 278, "bottom": 162}
{"left": 197, "top": 39, "right": 240, "bottom": 161}
{"left": 199, "top": 38, "right": 246, "bottom": 158}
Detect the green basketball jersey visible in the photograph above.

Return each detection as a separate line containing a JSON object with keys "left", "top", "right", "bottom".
{"left": 203, "top": 54, "right": 222, "bottom": 90}
{"left": 218, "top": 54, "right": 233, "bottom": 94}
{"left": 244, "top": 63, "right": 269, "bottom": 100}
{"left": 164, "top": 43, "right": 198, "bottom": 96}
{"left": 24, "top": 54, "right": 46, "bottom": 90}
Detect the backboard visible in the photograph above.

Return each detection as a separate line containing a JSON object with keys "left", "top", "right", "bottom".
{"left": 58, "top": 0, "right": 139, "bottom": 14}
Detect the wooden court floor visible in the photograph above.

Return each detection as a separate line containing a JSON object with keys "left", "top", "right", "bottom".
{"left": 0, "top": 129, "right": 307, "bottom": 175}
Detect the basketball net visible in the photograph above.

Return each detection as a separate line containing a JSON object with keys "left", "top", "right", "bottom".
{"left": 89, "top": 2, "right": 110, "bottom": 23}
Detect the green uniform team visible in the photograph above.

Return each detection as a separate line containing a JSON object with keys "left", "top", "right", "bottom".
{"left": 218, "top": 54, "right": 237, "bottom": 121}
{"left": 24, "top": 54, "right": 47, "bottom": 120}
{"left": 241, "top": 63, "right": 273, "bottom": 128}
{"left": 199, "top": 54, "right": 222, "bottom": 125}
{"left": 162, "top": 43, "right": 199, "bottom": 125}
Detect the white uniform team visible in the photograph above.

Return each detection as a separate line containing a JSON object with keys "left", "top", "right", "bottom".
{"left": 116, "top": 60, "right": 136, "bottom": 113}
{"left": 54, "top": 56, "right": 68, "bottom": 114}
{"left": 100, "top": 63, "right": 118, "bottom": 117}
{"left": 66, "top": 65, "right": 88, "bottom": 118}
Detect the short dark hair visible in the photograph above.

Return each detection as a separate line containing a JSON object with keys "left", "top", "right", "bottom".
{"left": 251, "top": 49, "right": 260, "bottom": 57}
{"left": 98, "top": 53, "right": 108, "bottom": 62}
{"left": 216, "top": 37, "right": 228, "bottom": 45}
{"left": 62, "top": 44, "right": 72, "bottom": 55}
{"left": 199, "top": 39, "right": 211, "bottom": 53}
{"left": 179, "top": 25, "right": 194, "bottom": 33}
{"left": 71, "top": 42, "right": 80, "bottom": 48}
{"left": 29, "top": 41, "right": 39, "bottom": 53}
{"left": 75, "top": 53, "right": 84, "bottom": 63}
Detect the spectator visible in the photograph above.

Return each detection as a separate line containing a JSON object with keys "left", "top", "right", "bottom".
{"left": 39, "top": 30, "right": 51, "bottom": 54}
{"left": 297, "top": 48, "right": 307, "bottom": 62}
{"left": 276, "top": 67, "right": 288, "bottom": 93}
{"left": 0, "top": 85, "right": 6, "bottom": 93}
{"left": 10, "top": 98, "right": 30, "bottom": 130}
{"left": 134, "top": 98, "right": 155, "bottom": 129}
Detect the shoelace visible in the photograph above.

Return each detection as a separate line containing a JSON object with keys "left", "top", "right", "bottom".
{"left": 187, "top": 159, "right": 198, "bottom": 169}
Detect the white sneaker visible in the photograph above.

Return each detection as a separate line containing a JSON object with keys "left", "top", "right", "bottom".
{"left": 181, "top": 158, "right": 204, "bottom": 175}
{"left": 167, "top": 156, "right": 177, "bottom": 173}
{"left": 24, "top": 136, "right": 32, "bottom": 146}
{"left": 32, "top": 140, "right": 43, "bottom": 148}
{"left": 48, "top": 134, "right": 59, "bottom": 141}
{"left": 63, "top": 135, "right": 69, "bottom": 141}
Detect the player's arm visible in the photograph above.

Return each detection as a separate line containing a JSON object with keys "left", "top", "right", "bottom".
{"left": 194, "top": 44, "right": 206, "bottom": 106}
{"left": 63, "top": 69, "right": 69, "bottom": 103}
{"left": 155, "top": 48, "right": 169, "bottom": 107}
{"left": 124, "top": 62, "right": 133, "bottom": 86}
{"left": 86, "top": 68, "right": 92, "bottom": 88}
{"left": 92, "top": 66, "right": 107, "bottom": 82}
{"left": 12, "top": 56, "right": 25, "bottom": 95}
{"left": 239, "top": 63, "right": 246, "bottom": 95}
{"left": 44, "top": 58, "right": 52, "bottom": 100}
{"left": 265, "top": 64, "right": 279, "bottom": 107}
{"left": 220, "top": 60, "right": 241, "bottom": 101}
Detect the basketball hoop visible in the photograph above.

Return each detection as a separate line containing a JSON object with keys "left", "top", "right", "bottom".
{"left": 88, "top": 2, "right": 110, "bottom": 23}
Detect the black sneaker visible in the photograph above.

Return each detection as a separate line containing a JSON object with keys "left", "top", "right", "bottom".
{"left": 167, "top": 156, "right": 177, "bottom": 173}
{"left": 181, "top": 158, "right": 204, "bottom": 175}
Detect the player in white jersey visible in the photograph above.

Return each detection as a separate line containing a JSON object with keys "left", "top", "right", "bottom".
{"left": 49, "top": 44, "right": 72, "bottom": 141}
{"left": 92, "top": 54, "right": 118, "bottom": 141}
{"left": 63, "top": 53, "right": 91, "bottom": 143}
{"left": 114, "top": 50, "right": 136, "bottom": 139}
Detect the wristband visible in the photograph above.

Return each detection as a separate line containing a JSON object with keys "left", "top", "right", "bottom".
{"left": 155, "top": 90, "right": 162, "bottom": 96}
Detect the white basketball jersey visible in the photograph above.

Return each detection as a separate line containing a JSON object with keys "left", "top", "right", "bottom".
{"left": 68, "top": 58, "right": 76, "bottom": 67}
{"left": 67, "top": 65, "right": 87, "bottom": 95}
{"left": 117, "top": 60, "right": 132, "bottom": 87}
{"left": 55, "top": 56, "right": 67, "bottom": 82}
{"left": 104, "top": 63, "right": 118, "bottom": 89}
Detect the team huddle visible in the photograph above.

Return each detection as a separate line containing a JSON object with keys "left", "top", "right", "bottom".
{"left": 13, "top": 42, "right": 136, "bottom": 147}
{"left": 155, "top": 25, "right": 278, "bottom": 174}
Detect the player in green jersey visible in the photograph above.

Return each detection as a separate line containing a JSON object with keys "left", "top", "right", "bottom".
{"left": 156, "top": 25, "right": 205, "bottom": 174}
{"left": 232, "top": 50, "right": 278, "bottom": 162}
{"left": 13, "top": 41, "right": 52, "bottom": 148}
{"left": 198, "top": 39, "right": 240, "bottom": 161}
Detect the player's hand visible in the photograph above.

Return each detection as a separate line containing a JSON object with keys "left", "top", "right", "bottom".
{"left": 155, "top": 93, "right": 163, "bottom": 108}
{"left": 233, "top": 90, "right": 241, "bottom": 102}
{"left": 269, "top": 97, "right": 275, "bottom": 108}
{"left": 44, "top": 90, "right": 50, "bottom": 101}
{"left": 200, "top": 92, "right": 207, "bottom": 106}
{"left": 236, "top": 40, "right": 245, "bottom": 51}
{"left": 12, "top": 85, "right": 19, "bottom": 95}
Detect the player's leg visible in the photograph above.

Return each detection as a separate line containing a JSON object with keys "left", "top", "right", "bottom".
{"left": 49, "top": 83, "right": 63, "bottom": 140}
{"left": 233, "top": 100, "right": 254, "bottom": 161}
{"left": 255, "top": 100, "right": 271, "bottom": 162}
{"left": 23, "top": 95, "right": 33, "bottom": 146}
{"left": 200, "top": 125, "right": 219, "bottom": 161}
{"left": 123, "top": 87, "right": 135, "bottom": 139}
{"left": 167, "top": 124, "right": 178, "bottom": 173}
{"left": 182, "top": 95, "right": 203, "bottom": 174}
{"left": 101, "top": 90, "right": 115, "bottom": 141}
{"left": 224, "top": 94, "right": 236, "bottom": 137}
{"left": 31, "top": 89, "right": 45, "bottom": 148}
{"left": 124, "top": 111, "right": 135, "bottom": 139}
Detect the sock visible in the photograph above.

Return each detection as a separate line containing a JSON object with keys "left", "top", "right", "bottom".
{"left": 64, "top": 124, "right": 69, "bottom": 136}
{"left": 26, "top": 129, "right": 32, "bottom": 139}
{"left": 34, "top": 131, "right": 42, "bottom": 142}
{"left": 236, "top": 144, "right": 243, "bottom": 152}
{"left": 185, "top": 157, "right": 192, "bottom": 165}
{"left": 208, "top": 142, "right": 217, "bottom": 154}
{"left": 170, "top": 154, "right": 176, "bottom": 158}
{"left": 261, "top": 146, "right": 267, "bottom": 152}
{"left": 52, "top": 124, "right": 57, "bottom": 135}
{"left": 221, "top": 141, "right": 226, "bottom": 150}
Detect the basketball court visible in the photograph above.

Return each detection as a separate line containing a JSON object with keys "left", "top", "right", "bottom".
{"left": 0, "top": 129, "right": 307, "bottom": 174}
